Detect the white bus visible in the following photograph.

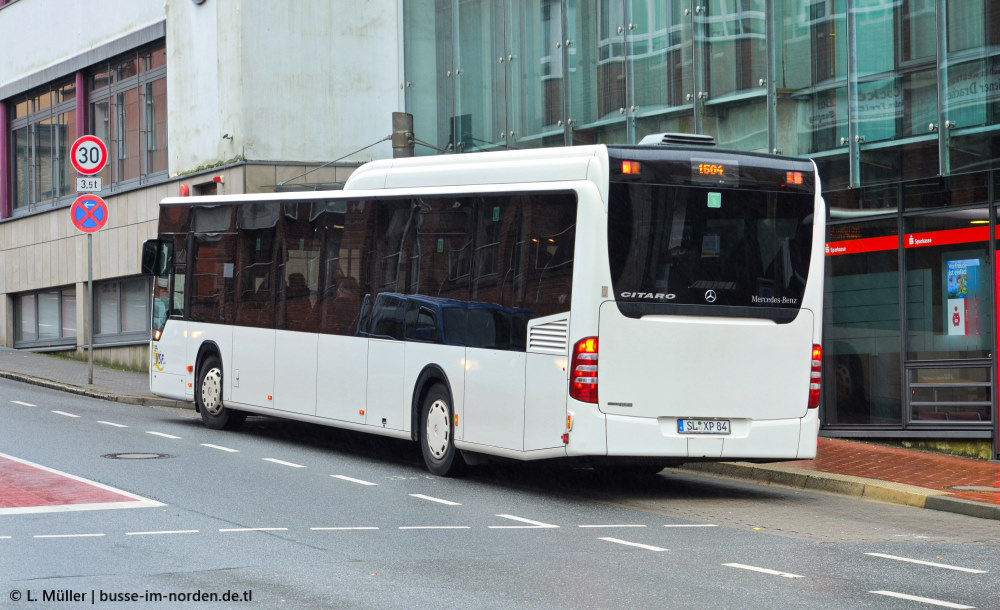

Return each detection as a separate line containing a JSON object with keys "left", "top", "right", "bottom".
{"left": 141, "top": 139, "right": 825, "bottom": 476}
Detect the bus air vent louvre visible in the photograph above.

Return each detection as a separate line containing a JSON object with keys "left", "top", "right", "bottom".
{"left": 638, "top": 132, "right": 716, "bottom": 147}
{"left": 528, "top": 318, "right": 570, "bottom": 355}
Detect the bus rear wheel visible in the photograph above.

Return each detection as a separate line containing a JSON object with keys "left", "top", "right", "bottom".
{"left": 420, "top": 383, "right": 464, "bottom": 477}
{"left": 196, "top": 354, "right": 246, "bottom": 431}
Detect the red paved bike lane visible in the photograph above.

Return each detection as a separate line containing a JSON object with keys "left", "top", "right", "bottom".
{"left": 0, "top": 453, "right": 162, "bottom": 513}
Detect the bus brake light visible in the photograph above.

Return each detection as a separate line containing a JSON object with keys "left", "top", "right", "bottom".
{"left": 786, "top": 171, "right": 803, "bottom": 185}
{"left": 809, "top": 344, "right": 822, "bottom": 408}
{"left": 570, "top": 337, "right": 599, "bottom": 404}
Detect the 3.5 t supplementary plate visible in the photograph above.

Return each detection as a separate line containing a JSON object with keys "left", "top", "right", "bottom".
{"left": 678, "top": 419, "right": 731, "bottom": 435}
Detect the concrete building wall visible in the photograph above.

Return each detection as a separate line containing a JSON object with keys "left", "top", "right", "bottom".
{"left": 0, "top": 1, "right": 165, "bottom": 87}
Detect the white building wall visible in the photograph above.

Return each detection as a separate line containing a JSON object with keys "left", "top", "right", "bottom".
{"left": 167, "top": 0, "right": 399, "bottom": 174}
{"left": 0, "top": 0, "right": 165, "bottom": 86}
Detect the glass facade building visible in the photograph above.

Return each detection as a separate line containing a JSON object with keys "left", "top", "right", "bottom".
{"left": 403, "top": 0, "right": 1000, "bottom": 446}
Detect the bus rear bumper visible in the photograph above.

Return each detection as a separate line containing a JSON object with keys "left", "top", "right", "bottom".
{"left": 602, "top": 409, "right": 819, "bottom": 461}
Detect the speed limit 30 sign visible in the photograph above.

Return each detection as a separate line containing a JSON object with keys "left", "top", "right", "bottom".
{"left": 70, "top": 135, "right": 108, "bottom": 175}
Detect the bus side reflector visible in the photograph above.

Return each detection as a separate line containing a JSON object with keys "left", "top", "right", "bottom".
{"left": 570, "top": 337, "right": 598, "bottom": 404}
{"left": 809, "top": 344, "right": 822, "bottom": 408}
{"left": 360, "top": 409, "right": 365, "bottom": 416}
{"left": 562, "top": 433, "right": 569, "bottom": 444}
{"left": 454, "top": 414, "right": 459, "bottom": 426}
{"left": 187, "top": 365, "right": 193, "bottom": 373}
{"left": 268, "top": 395, "right": 273, "bottom": 401}
{"left": 153, "top": 330, "right": 162, "bottom": 341}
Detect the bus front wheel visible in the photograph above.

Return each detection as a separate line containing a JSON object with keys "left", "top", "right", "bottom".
{"left": 420, "top": 383, "right": 464, "bottom": 476}
{"left": 196, "top": 354, "right": 246, "bottom": 431}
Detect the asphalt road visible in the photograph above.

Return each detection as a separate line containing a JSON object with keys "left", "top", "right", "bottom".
{"left": 1, "top": 378, "right": 997, "bottom": 609}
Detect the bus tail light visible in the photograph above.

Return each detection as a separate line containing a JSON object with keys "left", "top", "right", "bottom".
{"left": 808, "top": 344, "right": 822, "bottom": 408}
{"left": 570, "top": 337, "right": 598, "bottom": 404}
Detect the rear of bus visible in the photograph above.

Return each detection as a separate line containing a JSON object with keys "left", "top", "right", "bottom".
{"left": 586, "top": 145, "right": 824, "bottom": 462}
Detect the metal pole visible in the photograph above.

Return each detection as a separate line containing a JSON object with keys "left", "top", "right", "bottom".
{"left": 88, "top": 233, "right": 93, "bottom": 385}
{"left": 391, "top": 112, "right": 415, "bottom": 158}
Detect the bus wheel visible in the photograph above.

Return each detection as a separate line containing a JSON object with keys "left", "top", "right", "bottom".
{"left": 196, "top": 355, "right": 246, "bottom": 431}
{"left": 420, "top": 383, "right": 464, "bottom": 476}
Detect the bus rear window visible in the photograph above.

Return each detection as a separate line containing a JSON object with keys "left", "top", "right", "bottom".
{"left": 608, "top": 183, "right": 814, "bottom": 322}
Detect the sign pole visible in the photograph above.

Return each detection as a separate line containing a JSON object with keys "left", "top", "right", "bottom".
{"left": 69, "top": 135, "right": 108, "bottom": 386}
{"left": 88, "top": 233, "right": 93, "bottom": 385}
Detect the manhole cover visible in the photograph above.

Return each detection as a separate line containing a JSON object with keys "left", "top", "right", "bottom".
{"left": 102, "top": 453, "right": 173, "bottom": 460}
{"left": 946, "top": 485, "right": 1000, "bottom": 493}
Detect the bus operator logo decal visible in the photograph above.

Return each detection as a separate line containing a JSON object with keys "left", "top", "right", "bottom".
{"left": 152, "top": 344, "right": 165, "bottom": 372}
{"left": 704, "top": 290, "right": 717, "bottom": 303}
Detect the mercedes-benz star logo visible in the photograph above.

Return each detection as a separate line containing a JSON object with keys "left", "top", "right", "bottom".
{"left": 704, "top": 290, "right": 717, "bottom": 303}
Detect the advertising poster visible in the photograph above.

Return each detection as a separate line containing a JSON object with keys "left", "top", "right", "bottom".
{"left": 945, "top": 258, "right": 980, "bottom": 336}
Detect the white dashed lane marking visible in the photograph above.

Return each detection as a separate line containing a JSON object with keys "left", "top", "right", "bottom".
{"left": 98, "top": 421, "right": 128, "bottom": 428}
{"left": 489, "top": 515, "right": 558, "bottom": 529}
{"left": 262, "top": 458, "right": 306, "bottom": 468}
{"left": 146, "top": 431, "right": 181, "bottom": 439}
{"left": 579, "top": 524, "right": 646, "bottom": 529}
{"left": 865, "top": 553, "right": 988, "bottom": 574}
{"left": 51, "top": 411, "right": 80, "bottom": 418}
{"left": 219, "top": 528, "right": 288, "bottom": 533}
{"left": 332, "top": 475, "right": 378, "bottom": 486}
{"left": 10, "top": 401, "right": 36, "bottom": 407}
{"left": 399, "top": 526, "right": 471, "bottom": 530}
{"left": 722, "top": 563, "right": 804, "bottom": 579}
{"left": 870, "top": 591, "right": 974, "bottom": 609}
{"left": 599, "top": 537, "right": 667, "bottom": 552}
{"left": 201, "top": 444, "right": 239, "bottom": 453}
{"left": 125, "top": 530, "right": 199, "bottom": 536}
{"left": 663, "top": 524, "right": 718, "bottom": 528}
{"left": 311, "top": 527, "right": 380, "bottom": 531}
{"left": 34, "top": 533, "right": 105, "bottom": 539}
{"left": 409, "top": 494, "right": 460, "bottom": 506}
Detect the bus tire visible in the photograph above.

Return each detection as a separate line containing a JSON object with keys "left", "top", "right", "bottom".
{"left": 420, "top": 383, "right": 464, "bottom": 477}
{"left": 196, "top": 354, "right": 246, "bottom": 431}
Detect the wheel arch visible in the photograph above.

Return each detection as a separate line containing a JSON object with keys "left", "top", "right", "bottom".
{"left": 193, "top": 341, "right": 224, "bottom": 412}
{"left": 410, "top": 364, "right": 453, "bottom": 441}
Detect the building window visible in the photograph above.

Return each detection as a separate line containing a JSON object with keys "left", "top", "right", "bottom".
{"left": 95, "top": 277, "right": 151, "bottom": 343}
{"left": 14, "top": 287, "right": 77, "bottom": 348}
{"left": 8, "top": 81, "right": 77, "bottom": 214}
{"left": 89, "top": 42, "right": 167, "bottom": 187}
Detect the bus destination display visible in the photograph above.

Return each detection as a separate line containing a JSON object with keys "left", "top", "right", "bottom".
{"left": 691, "top": 158, "right": 739, "bottom": 186}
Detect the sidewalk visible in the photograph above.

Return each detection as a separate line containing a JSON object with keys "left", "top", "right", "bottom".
{"left": 2, "top": 347, "right": 998, "bottom": 520}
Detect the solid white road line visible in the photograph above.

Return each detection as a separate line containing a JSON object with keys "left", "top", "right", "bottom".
{"left": 489, "top": 514, "right": 559, "bottom": 529}
{"left": 398, "top": 526, "right": 470, "bottom": 530}
{"left": 311, "top": 527, "right": 380, "bottom": 531}
{"left": 10, "top": 401, "right": 36, "bottom": 407}
{"left": 146, "top": 431, "right": 181, "bottom": 439}
{"left": 201, "top": 443, "right": 239, "bottom": 453}
{"left": 663, "top": 524, "right": 719, "bottom": 528}
{"left": 98, "top": 421, "right": 128, "bottom": 428}
{"left": 34, "top": 533, "right": 105, "bottom": 539}
{"left": 125, "top": 530, "right": 199, "bottom": 536}
{"left": 865, "top": 553, "right": 988, "bottom": 574}
{"left": 599, "top": 537, "right": 667, "bottom": 552}
{"left": 262, "top": 458, "right": 306, "bottom": 468}
{"left": 870, "top": 591, "right": 974, "bottom": 609}
{"left": 722, "top": 563, "right": 804, "bottom": 579}
{"left": 332, "top": 475, "right": 378, "bottom": 486}
{"left": 579, "top": 524, "right": 646, "bottom": 528}
{"left": 51, "top": 410, "right": 80, "bottom": 418}
{"left": 219, "top": 528, "right": 288, "bottom": 533}
{"left": 409, "top": 493, "right": 460, "bottom": 506}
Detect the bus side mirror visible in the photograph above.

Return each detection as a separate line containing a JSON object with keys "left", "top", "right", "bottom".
{"left": 141, "top": 239, "right": 170, "bottom": 276}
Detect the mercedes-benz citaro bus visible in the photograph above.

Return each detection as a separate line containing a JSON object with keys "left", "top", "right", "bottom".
{"left": 141, "top": 134, "right": 825, "bottom": 476}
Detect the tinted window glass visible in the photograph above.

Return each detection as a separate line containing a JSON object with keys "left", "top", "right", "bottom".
{"left": 608, "top": 183, "right": 813, "bottom": 322}
{"left": 189, "top": 233, "right": 235, "bottom": 324}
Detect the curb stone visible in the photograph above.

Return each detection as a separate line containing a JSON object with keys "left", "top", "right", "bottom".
{"left": 680, "top": 461, "right": 1000, "bottom": 521}
{"left": 0, "top": 370, "right": 193, "bottom": 411}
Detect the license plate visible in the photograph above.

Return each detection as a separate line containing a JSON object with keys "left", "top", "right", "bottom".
{"left": 678, "top": 419, "right": 731, "bottom": 435}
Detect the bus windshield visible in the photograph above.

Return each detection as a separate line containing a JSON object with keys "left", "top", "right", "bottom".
{"left": 607, "top": 182, "right": 814, "bottom": 322}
